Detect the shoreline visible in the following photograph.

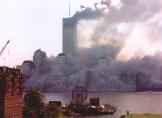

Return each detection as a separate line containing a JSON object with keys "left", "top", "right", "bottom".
{"left": 121, "top": 114, "right": 162, "bottom": 118}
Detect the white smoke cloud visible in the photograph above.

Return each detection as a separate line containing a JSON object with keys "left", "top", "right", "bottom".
{"left": 77, "top": 0, "right": 162, "bottom": 59}
{"left": 24, "top": 0, "right": 162, "bottom": 92}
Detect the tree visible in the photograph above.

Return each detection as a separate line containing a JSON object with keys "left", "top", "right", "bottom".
{"left": 23, "top": 90, "right": 47, "bottom": 118}
{"left": 24, "top": 89, "right": 45, "bottom": 110}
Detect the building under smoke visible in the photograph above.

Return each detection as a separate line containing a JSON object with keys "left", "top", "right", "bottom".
{"left": 63, "top": 17, "right": 77, "bottom": 56}
{"left": 63, "top": 8, "right": 103, "bottom": 56}
{"left": 22, "top": 0, "right": 162, "bottom": 92}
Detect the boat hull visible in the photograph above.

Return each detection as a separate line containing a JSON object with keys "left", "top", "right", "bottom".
{"left": 72, "top": 106, "right": 117, "bottom": 115}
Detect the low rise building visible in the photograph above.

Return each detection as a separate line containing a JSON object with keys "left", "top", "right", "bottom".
{"left": 0, "top": 67, "right": 24, "bottom": 118}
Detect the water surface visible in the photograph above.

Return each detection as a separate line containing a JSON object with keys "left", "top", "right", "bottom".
{"left": 44, "top": 92, "right": 162, "bottom": 118}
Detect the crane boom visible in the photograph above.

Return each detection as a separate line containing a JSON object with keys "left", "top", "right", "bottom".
{"left": 0, "top": 40, "right": 11, "bottom": 57}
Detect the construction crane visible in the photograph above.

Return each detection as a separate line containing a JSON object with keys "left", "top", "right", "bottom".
{"left": 0, "top": 39, "right": 11, "bottom": 58}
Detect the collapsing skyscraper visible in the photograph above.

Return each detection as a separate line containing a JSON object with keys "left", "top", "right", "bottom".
{"left": 63, "top": 16, "right": 77, "bottom": 56}
{"left": 63, "top": 8, "right": 103, "bottom": 56}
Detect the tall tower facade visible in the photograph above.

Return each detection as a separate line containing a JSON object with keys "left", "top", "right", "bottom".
{"left": 62, "top": 8, "right": 103, "bottom": 56}
{"left": 0, "top": 67, "right": 24, "bottom": 118}
{"left": 63, "top": 17, "right": 77, "bottom": 56}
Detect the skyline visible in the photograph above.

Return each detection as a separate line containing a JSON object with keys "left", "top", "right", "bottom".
{"left": 0, "top": 0, "right": 98, "bottom": 67}
{"left": 23, "top": 0, "right": 162, "bottom": 92}
{"left": 1, "top": 0, "right": 162, "bottom": 67}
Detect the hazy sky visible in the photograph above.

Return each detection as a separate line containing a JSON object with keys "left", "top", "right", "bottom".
{"left": 0, "top": 0, "right": 98, "bottom": 67}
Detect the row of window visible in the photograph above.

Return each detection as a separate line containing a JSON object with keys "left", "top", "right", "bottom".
{"left": 0, "top": 67, "right": 21, "bottom": 76}
{"left": 5, "top": 98, "right": 23, "bottom": 106}
{"left": 5, "top": 92, "right": 23, "bottom": 98}
{"left": 5, "top": 96, "right": 18, "bottom": 99}
{"left": 5, "top": 103, "right": 23, "bottom": 109}
{"left": 5, "top": 106, "right": 23, "bottom": 117}
{"left": 5, "top": 95, "right": 22, "bottom": 98}
{"left": 5, "top": 112, "right": 22, "bottom": 118}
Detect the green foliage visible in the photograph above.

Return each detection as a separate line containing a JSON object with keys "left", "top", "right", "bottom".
{"left": 23, "top": 90, "right": 61, "bottom": 118}
{"left": 24, "top": 89, "right": 45, "bottom": 110}
{"left": 23, "top": 90, "right": 48, "bottom": 118}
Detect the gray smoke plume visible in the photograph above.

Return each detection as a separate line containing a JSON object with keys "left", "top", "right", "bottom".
{"left": 74, "top": 8, "right": 103, "bottom": 20}
{"left": 24, "top": 0, "right": 162, "bottom": 92}
{"left": 24, "top": 49, "right": 162, "bottom": 92}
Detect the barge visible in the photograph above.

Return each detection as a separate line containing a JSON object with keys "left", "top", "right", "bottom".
{"left": 67, "top": 86, "right": 117, "bottom": 115}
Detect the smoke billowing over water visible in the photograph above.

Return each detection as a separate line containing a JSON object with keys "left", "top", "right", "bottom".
{"left": 24, "top": 0, "right": 162, "bottom": 92}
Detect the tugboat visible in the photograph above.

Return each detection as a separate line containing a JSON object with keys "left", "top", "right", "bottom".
{"left": 68, "top": 86, "right": 117, "bottom": 115}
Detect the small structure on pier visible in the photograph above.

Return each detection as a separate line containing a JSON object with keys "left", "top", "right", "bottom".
{"left": 69, "top": 86, "right": 117, "bottom": 115}
{"left": 72, "top": 86, "right": 87, "bottom": 104}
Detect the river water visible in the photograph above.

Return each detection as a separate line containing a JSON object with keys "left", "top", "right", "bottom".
{"left": 44, "top": 92, "right": 162, "bottom": 118}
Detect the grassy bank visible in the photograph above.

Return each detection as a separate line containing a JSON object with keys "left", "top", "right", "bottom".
{"left": 126, "top": 114, "right": 162, "bottom": 118}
